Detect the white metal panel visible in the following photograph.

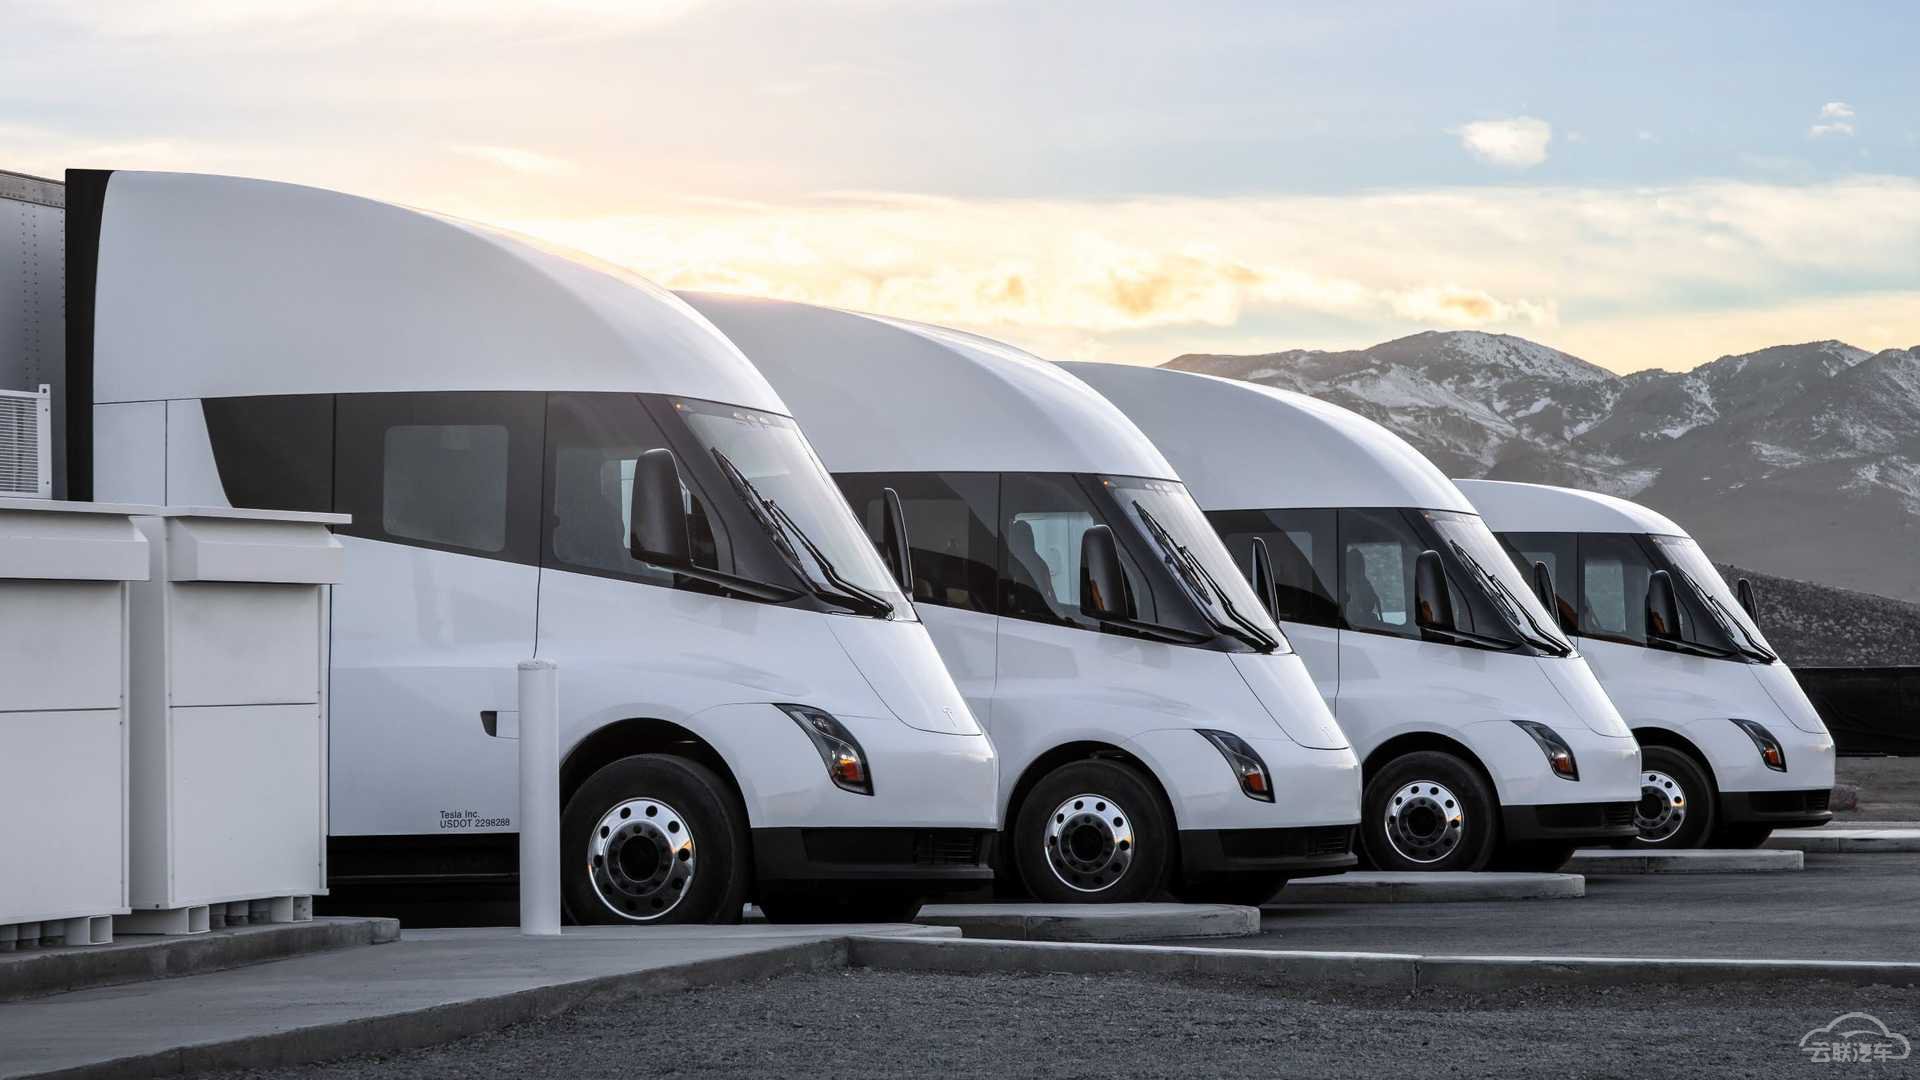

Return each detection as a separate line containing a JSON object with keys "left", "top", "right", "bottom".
{"left": 0, "top": 709, "right": 128, "bottom": 924}
{"left": 0, "top": 502, "right": 149, "bottom": 581}
{"left": 166, "top": 583, "right": 321, "bottom": 707}
{"left": 327, "top": 537, "right": 536, "bottom": 836}
{"left": 92, "top": 402, "right": 166, "bottom": 505}
{"left": 1456, "top": 478, "right": 1686, "bottom": 537}
{"left": 164, "top": 399, "right": 230, "bottom": 508}
{"left": 685, "top": 294, "right": 1176, "bottom": 478}
{"left": 0, "top": 581, "right": 125, "bottom": 712}
{"left": 1063, "top": 362, "right": 1476, "bottom": 513}
{"left": 823, "top": 614, "right": 981, "bottom": 735}
{"left": 161, "top": 515, "right": 343, "bottom": 584}
{"left": 92, "top": 172, "right": 784, "bottom": 414}
{"left": 165, "top": 703, "right": 325, "bottom": 901}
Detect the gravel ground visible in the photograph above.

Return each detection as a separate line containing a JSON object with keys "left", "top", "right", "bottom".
{"left": 207, "top": 968, "right": 1920, "bottom": 1080}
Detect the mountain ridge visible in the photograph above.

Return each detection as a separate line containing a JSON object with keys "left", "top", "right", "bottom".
{"left": 1163, "top": 332, "right": 1920, "bottom": 605}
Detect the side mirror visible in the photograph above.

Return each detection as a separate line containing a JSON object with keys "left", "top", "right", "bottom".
{"left": 1248, "top": 537, "right": 1280, "bottom": 619}
{"left": 1530, "top": 561, "right": 1557, "bottom": 615}
{"left": 1414, "top": 549, "right": 1454, "bottom": 631}
{"left": 879, "top": 486, "right": 913, "bottom": 592}
{"left": 629, "top": 448, "right": 692, "bottom": 566}
{"left": 1079, "top": 525, "right": 1131, "bottom": 620}
{"left": 1736, "top": 577, "right": 1758, "bottom": 620}
{"left": 1646, "top": 569, "right": 1681, "bottom": 641}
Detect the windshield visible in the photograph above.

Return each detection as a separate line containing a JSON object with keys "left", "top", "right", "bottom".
{"left": 1106, "top": 476, "right": 1290, "bottom": 653}
{"left": 1651, "top": 535, "right": 1776, "bottom": 662}
{"left": 673, "top": 398, "right": 912, "bottom": 619}
{"left": 1425, "top": 511, "right": 1575, "bottom": 656}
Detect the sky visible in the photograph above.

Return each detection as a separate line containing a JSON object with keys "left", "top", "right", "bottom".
{"left": 4, "top": 0, "right": 1918, "bottom": 373}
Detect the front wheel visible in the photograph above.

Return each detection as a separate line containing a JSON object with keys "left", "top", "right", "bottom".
{"left": 1631, "top": 746, "right": 1716, "bottom": 849}
{"left": 560, "top": 754, "right": 751, "bottom": 925}
{"left": 1013, "top": 758, "right": 1173, "bottom": 903}
{"left": 1360, "top": 751, "right": 1499, "bottom": 872}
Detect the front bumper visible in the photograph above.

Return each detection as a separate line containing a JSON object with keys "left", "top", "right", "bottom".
{"left": 1501, "top": 801, "right": 1639, "bottom": 844}
{"left": 752, "top": 826, "right": 996, "bottom": 896}
{"left": 1718, "top": 788, "right": 1834, "bottom": 830}
{"left": 1178, "top": 824, "right": 1359, "bottom": 883}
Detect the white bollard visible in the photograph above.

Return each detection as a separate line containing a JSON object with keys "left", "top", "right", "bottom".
{"left": 518, "top": 659, "right": 562, "bottom": 936}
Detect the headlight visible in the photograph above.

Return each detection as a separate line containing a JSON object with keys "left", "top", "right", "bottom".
{"left": 1513, "top": 720, "right": 1579, "bottom": 781}
{"left": 1197, "top": 729, "right": 1274, "bottom": 802}
{"left": 778, "top": 705, "right": 874, "bottom": 795}
{"left": 1731, "top": 718, "right": 1787, "bottom": 772}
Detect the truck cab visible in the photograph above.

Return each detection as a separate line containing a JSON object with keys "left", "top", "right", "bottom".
{"left": 1068, "top": 364, "right": 1642, "bottom": 871}
{"left": 1459, "top": 479, "right": 1835, "bottom": 848}
{"left": 688, "top": 295, "right": 1362, "bottom": 905}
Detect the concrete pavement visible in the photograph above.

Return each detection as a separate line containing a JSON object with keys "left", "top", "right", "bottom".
{"left": 1768, "top": 826, "right": 1920, "bottom": 852}
{"left": 914, "top": 902, "right": 1258, "bottom": 941}
{"left": 0, "top": 924, "right": 954, "bottom": 1080}
{"left": 1566, "top": 847, "right": 1803, "bottom": 874}
{"left": 1277, "top": 871, "right": 1584, "bottom": 903}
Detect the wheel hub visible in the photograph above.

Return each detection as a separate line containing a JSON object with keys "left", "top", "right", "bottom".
{"left": 1634, "top": 770, "right": 1688, "bottom": 844}
{"left": 1044, "top": 792, "right": 1135, "bottom": 893}
{"left": 1384, "top": 780, "right": 1464, "bottom": 864}
{"left": 587, "top": 797, "right": 696, "bottom": 921}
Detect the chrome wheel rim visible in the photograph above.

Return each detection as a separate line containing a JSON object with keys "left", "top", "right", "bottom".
{"left": 587, "top": 797, "right": 696, "bottom": 921}
{"left": 1044, "top": 792, "right": 1135, "bottom": 893}
{"left": 1634, "top": 770, "right": 1689, "bottom": 844}
{"left": 1384, "top": 780, "right": 1464, "bottom": 864}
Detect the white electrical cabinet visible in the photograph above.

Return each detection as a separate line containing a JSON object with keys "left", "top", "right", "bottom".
{"left": 0, "top": 499, "right": 150, "bottom": 950}
{"left": 120, "top": 507, "right": 346, "bottom": 935}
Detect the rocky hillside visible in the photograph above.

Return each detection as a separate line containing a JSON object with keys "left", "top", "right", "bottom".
{"left": 1167, "top": 332, "right": 1920, "bottom": 607}
{"left": 1718, "top": 564, "right": 1920, "bottom": 668}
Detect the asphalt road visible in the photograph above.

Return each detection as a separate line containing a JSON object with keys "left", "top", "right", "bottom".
{"left": 203, "top": 968, "right": 1920, "bottom": 1079}
{"left": 1179, "top": 852, "right": 1920, "bottom": 963}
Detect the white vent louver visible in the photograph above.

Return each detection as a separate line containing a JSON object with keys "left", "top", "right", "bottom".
{"left": 0, "top": 385, "right": 52, "bottom": 499}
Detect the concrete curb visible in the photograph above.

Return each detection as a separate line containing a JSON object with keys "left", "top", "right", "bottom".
{"left": 1767, "top": 828, "right": 1920, "bottom": 853}
{"left": 1274, "top": 872, "right": 1584, "bottom": 904}
{"left": 1566, "top": 848, "right": 1803, "bottom": 874}
{"left": 0, "top": 918, "right": 401, "bottom": 1003}
{"left": 915, "top": 903, "right": 1259, "bottom": 941}
{"left": 845, "top": 934, "right": 1920, "bottom": 991}
{"left": 25, "top": 937, "right": 851, "bottom": 1080}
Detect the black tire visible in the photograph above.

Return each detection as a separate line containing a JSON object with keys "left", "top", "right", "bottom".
{"left": 1172, "top": 873, "right": 1287, "bottom": 907}
{"left": 1631, "top": 746, "right": 1716, "bottom": 849}
{"left": 1361, "top": 751, "right": 1499, "bottom": 872}
{"left": 1013, "top": 758, "right": 1173, "bottom": 903}
{"left": 1492, "top": 841, "right": 1577, "bottom": 872}
{"left": 560, "top": 754, "right": 751, "bottom": 925}
{"left": 1710, "top": 823, "right": 1774, "bottom": 849}
{"left": 757, "top": 893, "right": 924, "bottom": 924}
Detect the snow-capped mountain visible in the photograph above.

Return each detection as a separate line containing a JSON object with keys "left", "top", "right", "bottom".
{"left": 1164, "top": 332, "right": 1920, "bottom": 605}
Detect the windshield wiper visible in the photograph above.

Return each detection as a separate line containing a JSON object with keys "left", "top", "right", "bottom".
{"left": 711, "top": 449, "right": 894, "bottom": 618}
{"left": 1446, "top": 540, "right": 1572, "bottom": 657}
{"left": 1671, "top": 569, "right": 1776, "bottom": 663}
{"left": 1132, "top": 502, "right": 1279, "bottom": 653}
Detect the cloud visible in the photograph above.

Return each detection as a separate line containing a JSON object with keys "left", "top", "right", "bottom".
{"left": 489, "top": 175, "right": 1920, "bottom": 372}
{"left": 449, "top": 145, "right": 576, "bottom": 175}
{"left": 1811, "top": 101, "right": 1856, "bottom": 137}
{"left": 1453, "top": 117, "right": 1552, "bottom": 168}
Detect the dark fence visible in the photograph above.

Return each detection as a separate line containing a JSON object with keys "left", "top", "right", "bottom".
{"left": 1794, "top": 667, "right": 1920, "bottom": 756}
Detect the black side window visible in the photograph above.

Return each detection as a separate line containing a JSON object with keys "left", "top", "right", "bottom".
{"left": 1336, "top": 508, "right": 1481, "bottom": 640}
{"left": 1577, "top": 533, "right": 1655, "bottom": 645}
{"left": 335, "top": 392, "right": 543, "bottom": 562}
{"left": 543, "top": 392, "right": 729, "bottom": 586}
{"left": 1501, "top": 531, "right": 1578, "bottom": 634}
{"left": 201, "top": 395, "right": 334, "bottom": 513}
{"left": 838, "top": 471, "right": 998, "bottom": 613}
{"left": 1208, "top": 508, "right": 1338, "bottom": 628}
{"left": 997, "top": 473, "right": 1157, "bottom": 629}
